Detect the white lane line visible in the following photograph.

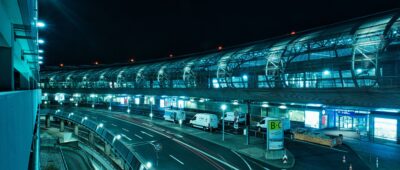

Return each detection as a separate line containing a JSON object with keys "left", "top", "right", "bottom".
{"left": 169, "top": 155, "right": 184, "bottom": 165}
{"left": 140, "top": 131, "right": 154, "bottom": 138}
{"left": 232, "top": 150, "right": 252, "bottom": 170}
{"left": 122, "top": 128, "right": 129, "bottom": 132}
{"left": 121, "top": 134, "right": 132, "bottom": 141}
{"left": 112, "top": 123, "right": 117, "bottom": 127}
{"left": 100, "top": 114, "right": 239, "bottom": 170}
{"left": 101, "top": 120, "right": 107, "bottom": 123}
{"left": 191, "top": 131, "right": 206, "bottom": 135}
{"left": 134, "top": 134, "right": 143, "bottom": 139}
{"left": 172, "top": 138, "right": 239, "bottom": 170}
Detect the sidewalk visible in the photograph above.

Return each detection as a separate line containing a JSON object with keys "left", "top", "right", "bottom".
{"left": 321, "top": 129, "right": 400, "bottom": 170}
{"left": 114, "top": 112, "right": 295, "bottom": 169}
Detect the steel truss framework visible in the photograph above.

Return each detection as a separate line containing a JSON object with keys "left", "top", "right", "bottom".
{"left": 41, "top": 10, "right": 400, "bottom": 90}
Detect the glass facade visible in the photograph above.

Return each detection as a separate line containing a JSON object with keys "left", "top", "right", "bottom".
{"left": 40, "top": 11, "right": 400, "bottom": 90}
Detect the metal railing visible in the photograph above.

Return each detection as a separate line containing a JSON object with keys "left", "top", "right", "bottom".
{"left": 48, "top": 110, "right": 142, "bottom": 170}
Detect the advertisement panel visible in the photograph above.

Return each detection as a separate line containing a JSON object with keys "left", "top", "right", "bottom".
{"left": 374, "top": 117, "right": 397, "bottom": 141}
{"left": 305, "top": 110, "right": 320, "bottom": 129}
{"left": 267, "top": 119, "right": 284, "bottom": 150}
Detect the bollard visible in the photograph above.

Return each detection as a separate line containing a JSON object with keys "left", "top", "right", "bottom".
{"left": 376, "top": 157, "right": 379, "bottom": 168}
{"left": 349, "top": 164, "right": 352, "bottom": 170}
{"left": 343, "top": 155, "right": 346, "bottom": 164}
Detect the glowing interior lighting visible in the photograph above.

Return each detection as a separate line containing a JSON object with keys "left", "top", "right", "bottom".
{"left": 38, "top": 39, "right": 45, "bottom": 44}
{"left": 38, "top": 50, "right": 44, "bottom": 53}
{"left": 279, "top": 105, "right": 287, "bottom": 109}
{"left": 356, "top": 68, "right": 363, "bottom": 74}
{"left": 38, "top": 56, "right": 43, "bottom": 60}
{"left": 261, "top": 103, "right": 269, "bottom": 108}
{"left": 323, "top": 70, "right": 330, "bottom": 75}
{"left": 242, "top": 75, "right": 248, "bottom": 80}
{"left": 38, "top": 61, "right": 43, "bottom": 64}
{"left": 306, "top": 103, "right": 323, "bottom": 107}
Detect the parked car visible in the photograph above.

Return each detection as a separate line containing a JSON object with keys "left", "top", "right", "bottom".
{"left": 223, "top": 111, "right": 246, "bottom": 124}
{"left": 190, "top": 113, "right": 218, "bottom": 130}
{"left": 163, "top": 109, "right": 186, "bottom": 123}
{"left": 256, "top": 117, "right": 291, "bottom": 132}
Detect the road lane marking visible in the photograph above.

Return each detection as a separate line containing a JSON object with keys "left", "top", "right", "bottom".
{"left": 169, "top": 155, "right": 184, "bottom": 165}
{"left": 172, "top": 138, "right": 239, "bottom": 170}
{"left": 112, "top": 123, "right": 117, "bottom": 127}
{"left": 134, "top": 134, "right": 143, "bottom": 139}
{"left": 101, "top": 120, "right": 107, "bottom": 123}
{"left": 122, "top": 128, "right": 129, "bottom": 132}
{"left": 121, "top": 134, "right": 132, "bottom": 141}
{"left": 232, "top": 150, "right": 252, "bottom": 170}
{"left": 191, "top": 131, "right": 206, "bottom": 135}
{"left": 95, "top": 113, "right": 239, "bottom": 170}
{"left": 140, "top": 131, "right": 154, "bottom": 138}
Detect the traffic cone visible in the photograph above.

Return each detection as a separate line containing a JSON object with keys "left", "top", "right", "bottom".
{"left": 343, "top": 155, "right": 346, "bottom": 163}
{"left": 349, "top": 164, "right": 352, "bottom": 170}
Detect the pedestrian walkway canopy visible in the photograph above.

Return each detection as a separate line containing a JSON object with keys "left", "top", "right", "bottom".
{"left": 41, "top": 10, "right": 400, "bottom": 90}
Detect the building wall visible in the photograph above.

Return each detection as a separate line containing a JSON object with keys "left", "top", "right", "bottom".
{"left": 0, "top": 0, "right": 41, "bottom": 169}
{"left": 0, "top": 90, "right": 41, "bottom": 170}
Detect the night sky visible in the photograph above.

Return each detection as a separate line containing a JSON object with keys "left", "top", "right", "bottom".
{"left": 38, "top": 0, "right": 400, "bottom": 66}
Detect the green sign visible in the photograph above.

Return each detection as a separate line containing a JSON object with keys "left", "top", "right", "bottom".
{"left": 268, "top": 120, "right": 282, "bottom": 130}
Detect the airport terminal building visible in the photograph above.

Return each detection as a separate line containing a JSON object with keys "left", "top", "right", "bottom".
{"left": 41, "top": 10, "right": 400, "bottom": 143}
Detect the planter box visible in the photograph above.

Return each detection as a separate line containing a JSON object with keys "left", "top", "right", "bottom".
{"left": 294, "top": 133, "right": 338, "bottom": 147}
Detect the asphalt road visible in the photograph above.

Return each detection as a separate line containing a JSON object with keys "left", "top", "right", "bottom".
{"left": 55, "top": 107, "right": 272, "bottom": 170}
{"left": 44, "top": 105, "right": 370, "bottom": 170}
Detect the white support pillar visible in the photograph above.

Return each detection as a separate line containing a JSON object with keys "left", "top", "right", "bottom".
{"left": 60, "top": 120, "right": 65, "bottom": 132}
{"left": 74, "top": 124, "right": 79, "bottom": 136}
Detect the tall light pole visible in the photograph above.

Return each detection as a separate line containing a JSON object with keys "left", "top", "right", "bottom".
{"left": 221, "top": 104, "right": 227, "bottom": 141}
{"left": 127, "top": 96, "right": 131, "bottom": 113}
{"left": 150, "top": 97, "right": 154, "bottom": 119}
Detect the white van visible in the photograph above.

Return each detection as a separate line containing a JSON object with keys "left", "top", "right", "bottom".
{"left": 223, "top": 111, "right": 246, "bottom": 123}
{"left": 190, "top": 113, "right": 218, "bottom": 130}
{"left": 256, "top": 117, "right": 291, "bottom": 132}
{"left": 164, "top": 109, "right": 186, "bottom": 123}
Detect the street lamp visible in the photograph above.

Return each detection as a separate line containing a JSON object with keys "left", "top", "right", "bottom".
{"left": 127, "top": 96, "right": 131, "bottom": 113}
{"left": 221, "top": 104, "right": 227, "bottom": 141}
{"left": 38, "top": 39, "right": 45, "bottom": 44}
{"left": 112, "top": 134, "right": 121, "bottom": 144}
{"left": 149, "top": 97, "right": 154, "bottom": 119}
{"left": 146, "top": 162, "right": 152, "bottom": 169}
{"left": 96, "top": 123, "right": 104, "bottom": 130}
{"left": 81, "top": 116, "right": 88, "bottom": 123}
{"left": 36, "top": 21, "right": 46, "bottom": 28}
{"left": 68, "top": 112, "right": 74, "bottom": 118}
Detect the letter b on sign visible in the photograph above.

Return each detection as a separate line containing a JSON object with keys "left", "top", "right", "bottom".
{"left": 268, "top": 120, "right": 282, "bottom": 130}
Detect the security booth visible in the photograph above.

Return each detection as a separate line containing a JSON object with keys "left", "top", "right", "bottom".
{"left": 370, "top": 111, "right": 399, "bottom": 143}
